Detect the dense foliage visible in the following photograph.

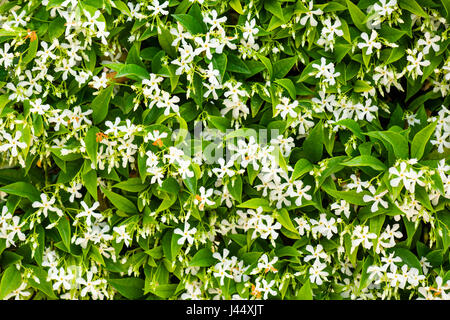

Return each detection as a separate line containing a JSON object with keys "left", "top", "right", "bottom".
{"left": 0, "top": 0, "right": 449, "bottom": 300}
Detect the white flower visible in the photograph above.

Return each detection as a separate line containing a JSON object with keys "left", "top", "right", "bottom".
{"left": 373, "top": 0, "right": 397, "bottom": 17}
{"left": 157, "top": 91, "right": 180, "bottom": 115}
{"left": 203, "top": 10, "right": 227, "bottom": 31}
{"left": 309, "top": 260, "right": 328, "bottom": 285}
{"left": 32, "top": 193, "right": 62, "bottom": 218}
{"left": 321, "top": 18, "right": 343, "bottom": 41}
{"left": 356, "top": 98, "right": 378, "bottom": 122}
{"left": 275, "top": 97, "right": 298, "bottom": 119}
{"left": 430, "top": 132, "right": 450, "bottom": 154}
{"left": 0, "top": 43, "right": 14, "bottom": 68}
{"left": 255, "top": 254, "right": 278, "bottom": 273}
{"left": 0, "top": 131, "right": 27, "bottom": 157}
{"left": 76, "top": 271, "right": 103, "bottom": 299}
{"left": 381, "top": 252, "right": 402, "bottom": 272}
{"left": 351, "top": 225, "right": 377, "bottom": 252}
{"left": 389, "top": 162, "right": 410, "bottom": 189}
{"left": 194, "top": 34, "right": 219, "bottom": 60}
{"left": 82, "top": 10, "right": 101, "bottom": 31}
{"left": 406, "top": 49, "right": 431, "bottom": 78}
{"left": 89, "top": 72, "right": 109, "bottom": 90}
{"left": 380, "top": 223, "right": 403, "bottom": 246}
{"left": 330, "top": 200, "right": 350, "bottom": 218}
{"left": 193, "top": 187, "right": 215, "bottom": 211}
{"left": 4, "top": 216, "right": 26, "bottom": 247}
{"left": 147, "top": 0, "right": 169, "bottom": 16}
{"left": 76, "top": 201, "right": 102, "bottom": 226}
{"left": 312, "top": 57, "right": 340, "bottom": 85}
{"left": 255, "top": 279, "right": 277, "bottom": 300}
{"left": 357, "top": 30, "right": 382, "bottom": 55}
{"left": 113, "top": 225, "right": 132, "bottom": 247}
{"left": 293, "top": 216, "right": 310, "bottom": 236}
{"left": 30, "top": 98, "right": 50, "bottom": 115}
{"left": 363, "top": 186, "right": 389, "bottom": 212}
{"left": 300, "top": 1, "right": 323, "bottom": 27}
{"left": 51, "top": 268, "right": 74, "bottom": 291}
{"left": 174, "top": 222, "right": 197, "bottom": 245}
{"left": 407, "top": 268, "right": 425, "bottom": 287}
{"left": 292, "top": 180, "right": 312, "bottom": 206}
{"left": 406, "top": 114, "right": 420, "bottom": 126}
{"left": 212, "top": 158, "right": 235, "bottom": 179}
{"left": 417, "top": 32, "right": 440, "bottom": 55}
{"left": 304, "top": 244, "right": 328, "bottom": 264}
{"left": 177, "top": 160, "right": 194, "bottom": 179}
{"left": 242, "top": 19, "right": 259, "bottom": 43}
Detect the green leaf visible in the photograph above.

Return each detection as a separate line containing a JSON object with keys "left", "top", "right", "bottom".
{"left": 57, "top": 216, "right": 72, "bottom": 252}
{"left": 411, "top": 121, "right": 437, "bottom": 160}
{"left": 442, "top": 0, "right": 450, "bottom": 20}
{"left": 226, "top": 54, "right": 251, "bottom": 74}
{"left": 264, "top": 0, "right": 284, "bottom": 21}
{"left": 115, "top": 64, "right": 150, "bottom": 81}
{"left": 276, "top": 209, "right": 298, "bottom": 234}
{"left": 275, "top": 146, "right": 289, "bottom": 174}
{"left": 0, "top": 266, "right": 22, "bottom": 300}
{"left": 353, "top": 80, "right": 373, "bottom": 93}
{"left": 336, "top": 118, "right": 365, "bottom": 141}
{"left": 303, "top": 121, "right": 323, "bottom": 162}
{"left": 113, "top": 0, "right": 132, "bottom": 16}
{"left": 84, "top": 126, "right": 99, "bottom": 168}
{"left": 101, "top": 187, "right": 139, "bottom": 214}
{"left": 26, "top": 264, "right": 57, "bottom": 299}
{"left": 212, "top": 54, "right": 227, "bottom": 84}
{"left": 172, "top": 14, "right": 204, "bottom": 35}
{"left": 113, "top": 178, "right": 147, "bottom": 192}
{"left": 209, "top": 115, "right": 231, "bottom": 132}
{"left": 321, "top": 179, "right": 366, "bottom": 206}
{"left": 365, "top": 130, "right": 409, "bottom": 160}
{"left": 297, "top": 280, "right": 313, "bottom": 300}
{"left": 158, "top": 177, "right": 180, "bottom": 195}
{"left": 158, "top": 26, "right": 177, "bottom": 57}
{"left": 275, "top": 78, "right": 297, "bottom": 100}
{"left": 0, "top": 182, "right": 40, "bottom": 202}
{"left": 340, "top": 19, "right": 352, "bottom": 43}
{"left": 341, "top": 155, "right": 387, "bottom": 171}
{"left": 323, "top": 2, "right": 347, "bottom": 12}
{"left": 152, "top": 284, "right": 178, "bottom": 298}
{"left": 82, "top": 169, "right": 98, "bottom": 201}
{"left": 292, "top": 158, "right": 313, "bottom": 180}
{"left": 385, "top": 46, "right": 406, "bottom": 64}
{"left": 257, "top": 53, "right": 273, "bottom": 79}
{"left": 370, "top": 215, "right": 386, "bottom": 237}
{"left": 162, "top": 230, "right": 183, "bottom": 262}
{"left": 398, "top": 0, "right": 428, "bottom": 18}
{"left": 0, "top": 95, "right": 9, "bottom": 115}
{"left": 227, "top": 175, "right": 243, "bottom": 203}
{"left": 237, "top": 198, "right": 272, "bottom": 211}
{"left": 48, "top": 17, "right": 66, "bottom": 40}
{"left": 189, "top": 248, "right": 216, "bottom": 267}
{"left": 273, "top": 57, "right": 297, "bottom": 79}
{"left": 92, "top": 85, "right": 114, "bottom": 125}
{"left": 359, "top": 256, "right": 374, "bottom": 291}
{"left": 125, "top": 43, "right": 145, "bottom": 68}
{"left": 22, "top": 36, "right": 38, "bottom": 65}
{"left": 345, "top": 0, "right": 368, "bottom": 32}
{"left": 426, "top": 250, "right": 444, "bottom": 267}
{"left": 229, "top": 0, "right": 244, "bottom": 14}
{"left": 275, "top": 246, "right": 301, "bottom": 257}
{"left": 108, "top": 278, "right": 144, "bottom": 299}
